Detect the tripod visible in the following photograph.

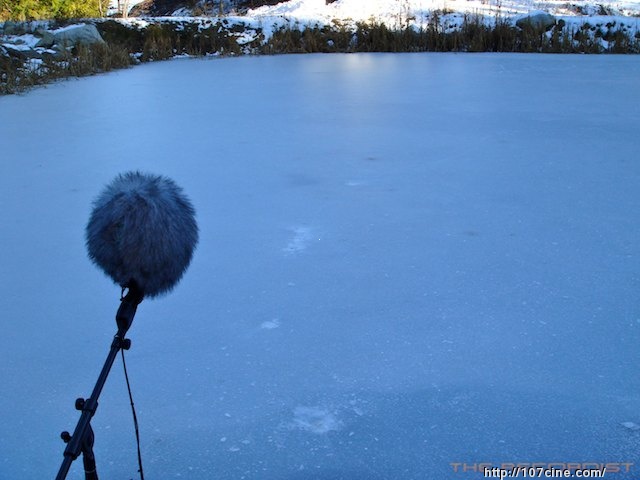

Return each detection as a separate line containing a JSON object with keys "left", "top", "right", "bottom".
{"left": 56, "top": 283, "right": 144, "bottom": 480}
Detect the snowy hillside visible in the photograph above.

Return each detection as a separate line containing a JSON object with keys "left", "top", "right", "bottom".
{"left": 116, "top": 0, "right": 640, "bottom": 48}
{"left": 248, "top": 0, "right": 640, "bottom": 20}
{"left": 117, "top": 0, "right": 640, "bottom": 29}
{"left": 238, "top": 0, "right": 640, "bottom": 41}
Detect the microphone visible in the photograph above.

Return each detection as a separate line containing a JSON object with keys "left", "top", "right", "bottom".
{"left": 85, "top": 171, "right": 198, "bottom": 299}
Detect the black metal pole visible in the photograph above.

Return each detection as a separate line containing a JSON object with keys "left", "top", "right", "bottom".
{"left": 56, "top": 283, "right": 144, "bottom": 480}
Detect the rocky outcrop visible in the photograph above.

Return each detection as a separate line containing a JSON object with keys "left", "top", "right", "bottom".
{"left": 1, "top": 22, "right": 105, "bottom": 62}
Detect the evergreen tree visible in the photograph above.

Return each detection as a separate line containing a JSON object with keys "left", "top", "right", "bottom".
{"left": 0, "top": 0, "right": 109, "bottom": 21}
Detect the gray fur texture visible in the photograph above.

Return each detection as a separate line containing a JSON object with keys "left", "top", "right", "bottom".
{"left": 86, "top": 171, "right": 198, "bottom": 298}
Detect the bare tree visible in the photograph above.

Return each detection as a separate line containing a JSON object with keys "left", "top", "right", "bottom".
{"left": 118, "top": 0, "right": 130, "bottom": 18}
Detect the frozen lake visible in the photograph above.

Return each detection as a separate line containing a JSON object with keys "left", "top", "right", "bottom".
{"left": 1, "top": 52, "right": 640, "bottom": 479}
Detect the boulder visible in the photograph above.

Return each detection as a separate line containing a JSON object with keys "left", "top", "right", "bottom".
{"left": 35, "top": 29, "right": 55, "bottom": 48}
{"left": 516, "top": 12, "right": 556, "bottom": 31}
{"left": 3, "top": 43, "right": 43, "bottom": 60}
{"left": 52, "top": 23, "right": 105, "bottom": 47}
{"left": 41, "top": 48, "right": 66, "bottom": 61}
{"left": 3, "top": 21, "right": 22, "bottom": 35}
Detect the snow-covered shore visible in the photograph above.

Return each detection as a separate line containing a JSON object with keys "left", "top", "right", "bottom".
{"left": 122, "top": 0, "right": 640, "bottom": 43}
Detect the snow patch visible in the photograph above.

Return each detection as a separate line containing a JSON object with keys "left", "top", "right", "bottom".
{"left": 260, "top": 318, "right": 281, "bottom": 329}
{"left": 283, "top": 226, "right": 314, "bottom": 255}
{"left": 290, "top": 406, "right": 343, "bottom": 434}
{"left": 621, "top": 422, "right": 640, "bottom": 431}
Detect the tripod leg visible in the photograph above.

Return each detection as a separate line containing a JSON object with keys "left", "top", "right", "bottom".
{"left": 82, "top": 424, "right": 98, "bottom": 480}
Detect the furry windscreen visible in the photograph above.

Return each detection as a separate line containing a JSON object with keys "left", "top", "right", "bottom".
{"left": 86, "top": 171, "right": 198, "bottom": 298}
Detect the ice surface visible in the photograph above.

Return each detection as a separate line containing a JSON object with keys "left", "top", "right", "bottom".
{"left": 1, "top": 53, "right": 640, "bottom": 479}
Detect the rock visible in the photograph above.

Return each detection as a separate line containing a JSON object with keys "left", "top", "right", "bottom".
{"left": 35, "top": 30, "right": 55, "bottom": 48}
{"left": 52, "top": 23, "right": 105, "bottom": 47}
{"left": 516, "top": 12, "right": 556, "bottom": 31}
{"left": 3, "top": 21, "right": 22, "bottom": 35}
{"left": 41, "top": 49, "right": 65, "bottom": 61}
{"left": 128, "top": 0, "right": 154, "bottom": 17}
{"left": 3, "top": 43, "right": 43, "bottom": 60}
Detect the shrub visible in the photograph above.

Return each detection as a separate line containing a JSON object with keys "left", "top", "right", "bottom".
{"left": 0, "top": 41, "right": 133, "bottom": 94}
